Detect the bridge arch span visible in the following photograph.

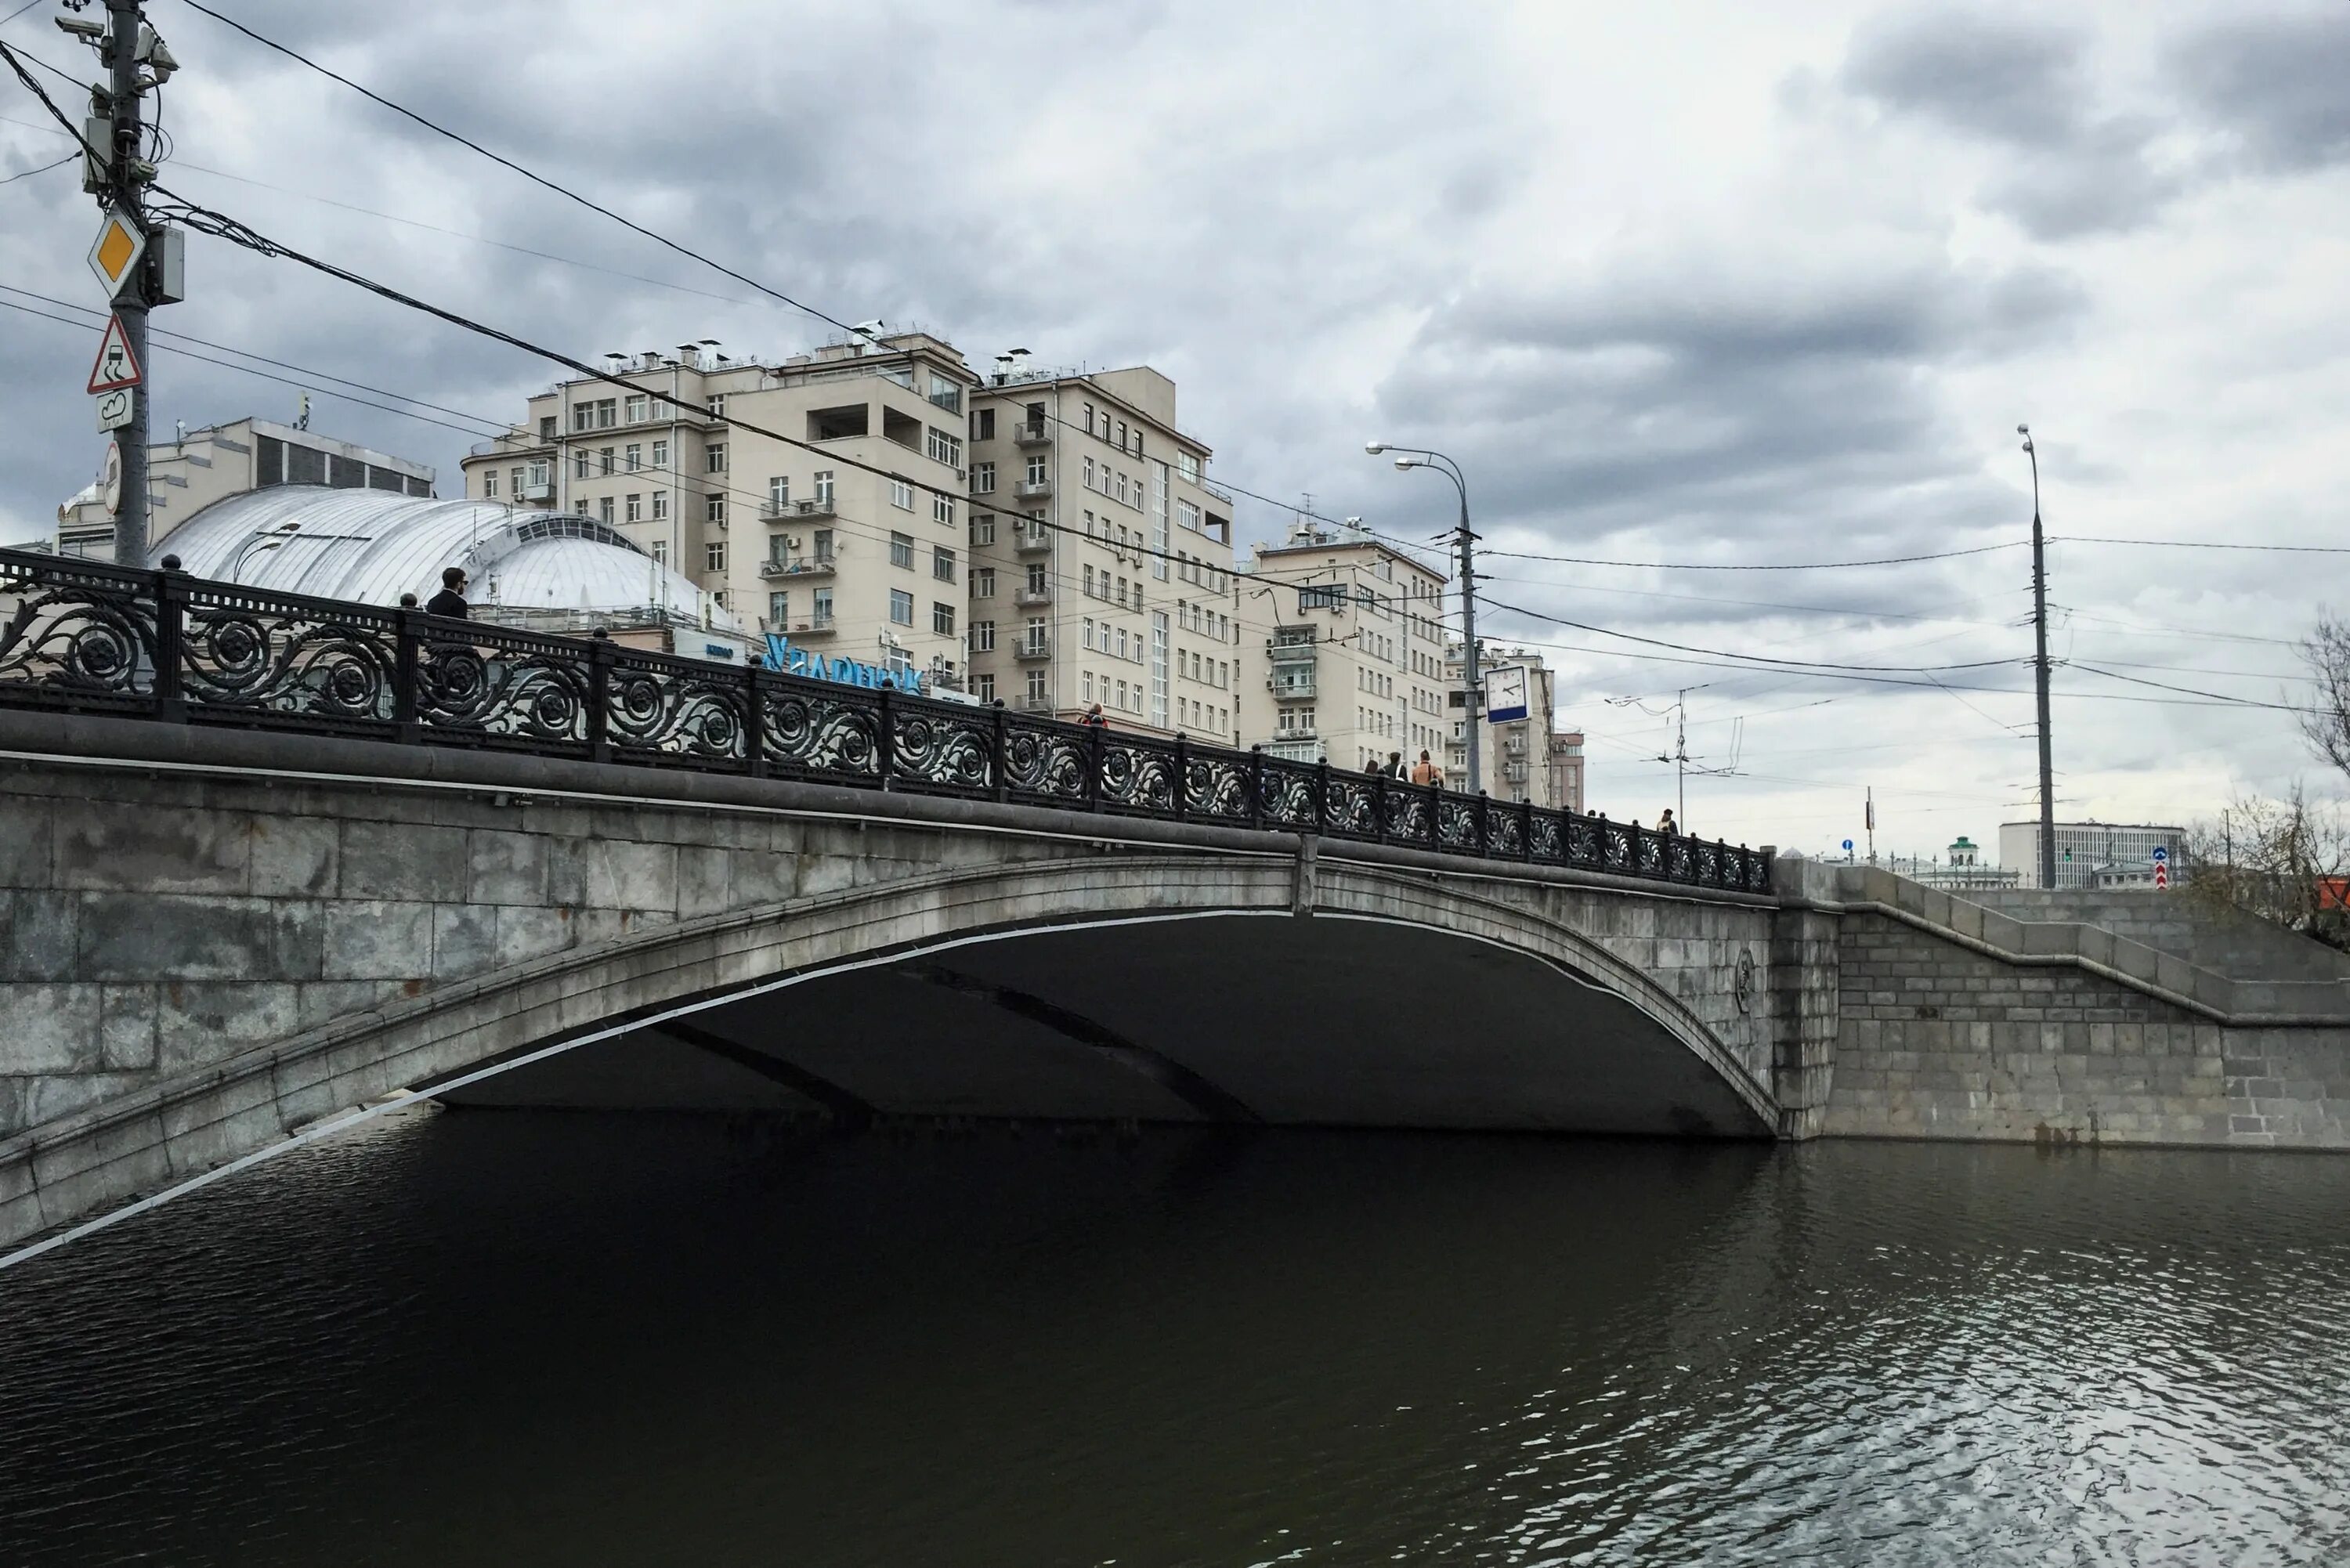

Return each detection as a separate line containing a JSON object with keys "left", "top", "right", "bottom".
{"left": 5, "top": 851, "right": 1774, "bottom": 1261}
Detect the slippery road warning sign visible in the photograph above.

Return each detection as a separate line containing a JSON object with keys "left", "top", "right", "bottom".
{"left": 86, "top": 313, "right": 141, "bottom": 394}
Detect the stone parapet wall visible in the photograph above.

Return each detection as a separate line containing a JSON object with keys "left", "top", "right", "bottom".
{"left": 1972, "top": 889, "right": 2350, "bottom": 986}
{"left": 1823, "top": 909, "right": 2349, "bottom": 1149}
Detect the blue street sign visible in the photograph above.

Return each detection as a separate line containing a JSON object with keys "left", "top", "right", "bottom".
{"left": 1842, "top": 839, "right": 1854, "bottom": 851}
{"left": 2151, "top": 846, "right": 2169, "bottom": 863}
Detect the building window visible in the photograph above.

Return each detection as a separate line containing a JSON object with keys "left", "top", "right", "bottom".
{"left": 598, "top": 496, "right": 615, "bottom": 524}
{"left": 706, "top": 495, "right": 726, "bottom": 525}
{"left": 1026, "top": 669, "right": 1047, "bottom": 702}
{"left": 1026, "top": 616, "right": 1047, "bottom": 654}
{"left": 891, "top": 477, "right": 914, "bottom": 510}
{"left": 1083, "top": 402, "right": 1095, "bottom": 434}
{"left": 540, "top": 416, "right": 557, "bottom": 440}
{"left": 814, "top": 470, "right": 834, "bottom": 505}
{"left": 976, "top": 674, "right": 995, "bottom": 702}
{"left": 651, "top": 538, "right": 668, "bottom": 565}
{"left": 934, "top": 493, "right": 955, "bottom": 526}
{"left": 1082, "top": 456, "right": 1094, "bottom": 489}
{"left": 926, "top": 427, "right": 963, "bottom": 468}
{"left": 812, "top": 528, "right": 834, "bottom": 562}
{"left": 1027, "top": 562, "right": 1047, "bottom": 594}
{"left": 626, "top": 443, "right": 642, "bottom": 472}
{"left": 812, "top": 587, "right": 833, "bottom": 624}
{"left": 594, "top": 446, "right": 611, "bottom": 475}
{"left": 706, "top": 540, "right": 727, "bottom": 573}
{"left": 890, "top": 589, "right": 914, "bottom": 626}
{"left": 973, "top": 407, "right": 996, "bottom": 441}
{"left": 572, "top": 406, "right": 593, "bottom": 434}
{"left": 768, "top": 475, "right": 789, "bottom": 512}
{"left": 651, "top": 439, "right": 669, "bottom": 468}
{"left": 1178, "top": 500, "right": 1199, "bottom": 533}
{"left": 705, "top": 443, "right": 726, "bottom": 475}
{"left": 933, "top": 602, "right": 956, "bottom": 635}
{"left": 625, "top": 395, "right": 648, "bottom": 424}
{"left": 972, "top": 567, "right": 996, "bottom": 598}
{"left": 596, "top": 399, "right": 616, "bottom": 428}
{"left": 930, "top": 374, "right": 962, "bottom": 414}
{"left": 626, "top": 493, "right": 642, "bottom": 522}
{"left": 971, "top": 513, "right": 996, "bottom": 546}
{"left": 707, "top": 394, "right": 726, "bottom": 419}
{"left": 482, "top": 470, "right": 498, "bottom": 499}
{"left": 573, "top": 450, "right": 591, "bottom": 479}
{"left": 972, "top": 461, "right": 996, "bottom": 494}
{"left": 652, "top": 491, "right": 668, "bottom": 520}
{"left": 890, "top": 532, "right": 915, "bottom": 569}
{"left": 972, "top": 620, "right": 996, "bottom": 652}
{"left": 1300, "top": 585, "right": 1344, "bottom": 610}
{"left": 934, "top": 546, "right": 956, "bottom": 582}
{"left": 768, "top": 591, "right": 787, "bottom": 625}
{"left": 1180, "top": 451, "right": 1200, "bottom": 483}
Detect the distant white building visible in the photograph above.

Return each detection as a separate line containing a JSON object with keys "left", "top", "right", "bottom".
{"left": 152, "top": 486, "right": 751, "bottom": 662}
{"left": 1887, "top": 836, "right": 2022, "bottom": 891}
{"left": 1999, "top": 820, "right": 2187, "bottom": 890}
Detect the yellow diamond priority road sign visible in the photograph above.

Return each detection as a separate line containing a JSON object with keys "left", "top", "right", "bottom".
{"left": 87, "top": 206, "right": 146, "bottom": 299}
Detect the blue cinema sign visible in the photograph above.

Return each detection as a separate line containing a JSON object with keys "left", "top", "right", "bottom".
{"left": 761, "top": 633, "right": 924, "bottom": 695}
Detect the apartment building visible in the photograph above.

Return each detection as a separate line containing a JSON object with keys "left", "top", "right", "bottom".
{"left": 1243, "top": 520, "right": 1450, "bottom": 768}
{"left": 1443, "top": 644, "right": 1577, "bottom": 809}
{"left": 1998, "top": 820, "right": 2188, "bottom": 890}
{"left": 56, "top": 416, "right": 435, "bottom": 562}
{"left": 460, "top": 331, "right": 979, "bottom": 690}
{"left": 961, "top": 359, "right": 1246, "bottom": 739}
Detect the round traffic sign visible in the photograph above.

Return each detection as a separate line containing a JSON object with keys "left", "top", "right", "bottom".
{"left": 2151, "top": 846, "right": 2169, "bottom": 862}
{"left": 100, "top": 439, "right": 122, "bottom": 516}
{"left": 1842, "top": 839, "right": 1855, "bottom": 851}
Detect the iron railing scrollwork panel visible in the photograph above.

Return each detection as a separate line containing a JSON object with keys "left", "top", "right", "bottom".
{"left": 892, "top": 704, "right": 994, "bottom": 795}
{"left": 605, "top": 645, "right": 751, "bottom": 769}
{"left": 0, "top": 554, "right": 161, "bottom": 712}
{"left": 0, "top": 545, "right": 1772, "bottom": 895}
{"left": 1096, "top": 734, "right": 1180, "bottom": 816}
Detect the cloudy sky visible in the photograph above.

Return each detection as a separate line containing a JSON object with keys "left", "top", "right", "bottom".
{"left": 3, "top": 0, "right": 2346, "bottom": 860}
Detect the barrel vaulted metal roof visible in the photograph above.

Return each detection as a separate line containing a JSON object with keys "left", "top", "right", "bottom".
{"left": 149, "top": 486, "right": 735, "bottom": 628}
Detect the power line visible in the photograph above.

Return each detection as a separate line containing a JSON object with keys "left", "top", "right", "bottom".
{"left": 0, "top": 150, "right": 68, "bottom": 185}
{"left": 1474, "top": 591, "right": 2026, "bottom": 676}
{"left": 173, "top": 0, "right": 888, "bottom": 352}
{"left": 1480, "top": 540, "right": 2024, "bottom": 571}
{"left": 2063, "top": 662, "right": 2309, "bottom": 713}
{"left": 2056, "top": 535, "right": 2350, "bottom": 555}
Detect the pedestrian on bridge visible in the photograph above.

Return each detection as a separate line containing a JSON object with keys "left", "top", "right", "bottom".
{"left": 425, "top": 567, "right": 470, "bottom": 620}
{"left": 1658, "top": 807, "right": 1679, "bottom": 836}
{"left": 1411, "top": 750, "right": 1442, "bottom": 788}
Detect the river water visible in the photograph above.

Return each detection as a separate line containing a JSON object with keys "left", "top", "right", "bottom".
{"left": 2, "top": 1115, "right": 2346, "bottom": 1566}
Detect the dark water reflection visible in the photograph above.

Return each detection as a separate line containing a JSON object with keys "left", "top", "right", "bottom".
{"left": 2, "top": 1115, "right": 2346, "bottom": 1566}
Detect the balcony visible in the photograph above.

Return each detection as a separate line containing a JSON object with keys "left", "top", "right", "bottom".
{"left": 1268, "top": 677, "right": 1318, "bottom": 700}
{"left": 1016, "top": 693, "right": 1055, "bottom": 714}
{"left": 1014, "top": 641, "right": 1053, "bottom": 662}
{"left": 1014, "top": 479, "right": 1053, "bottom": 500}
{"left": 1013, "top": 419, "right": 1052, "bottom": 448}
{"left": 762, "top": 497, "right": 837, "bottom": 520}
{"left": 1013, "top": 529, "right": 1053, "bottom": 556}
{"left": 1272, "top": 724, "right": 1318, "bottom": 742}
{"left": 757, "top": 555, "right": 836, "bottom": 580}
{"left": 1014, "top": 586, "right": 1053, "bottom": 608}
{"left": 1265, "top": 638, "right": 1318, "bottom": 666}
{"left": 788, "top": 616, "right": 837, "bottom": 638}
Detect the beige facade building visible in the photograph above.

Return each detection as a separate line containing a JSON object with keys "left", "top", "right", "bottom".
{"left": 960, "top": 359, "right": 1246, "bottom": 738}
{"left": 1242, "top": 520, "right": 1450, "bottom": 771}
{"left": 460, "top": 332, "right": 978, "bottom": 690}
{"left": 1442, "top": 644, "right": 1580, "bottom": 810}
{"left": 56, "top": 416, "right": 436, "bottom": 561}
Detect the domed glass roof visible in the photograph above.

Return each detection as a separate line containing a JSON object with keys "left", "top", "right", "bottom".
{"left": 150, "top": 486, "right": 736, "bottom": 630}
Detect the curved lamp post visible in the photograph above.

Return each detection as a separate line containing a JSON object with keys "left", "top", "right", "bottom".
{"left": 1367, "top": 441, "right": 1480, "bottom": 795}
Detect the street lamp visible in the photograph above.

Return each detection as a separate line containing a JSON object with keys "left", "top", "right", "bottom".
{"left": 1367, "top": 439, "right": 1481, "bottom": 795}
{"left": 2019, "top": 422, "right": 2055, "bottom": 890}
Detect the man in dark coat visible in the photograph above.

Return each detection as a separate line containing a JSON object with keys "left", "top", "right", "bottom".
{"left": 425, "top": 566, "right": 469, "bottom": 619}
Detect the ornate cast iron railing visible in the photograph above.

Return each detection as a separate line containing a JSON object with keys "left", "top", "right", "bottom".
{"left": 0, "top": 547, "right": 1772, "bottom": 894}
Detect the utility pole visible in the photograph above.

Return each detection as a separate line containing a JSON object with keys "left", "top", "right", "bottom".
{"left": 1456, "top": 500, "right": 1482, "bottom": 797}
{"left": 2020, "top": 425, "right": 2055, "bottom": 889}
{"left": 1656, "top": 688, "right": 1690, "bottom": 826}
{"left": 104, "top": 0, "right": 152, "bottom": 563}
